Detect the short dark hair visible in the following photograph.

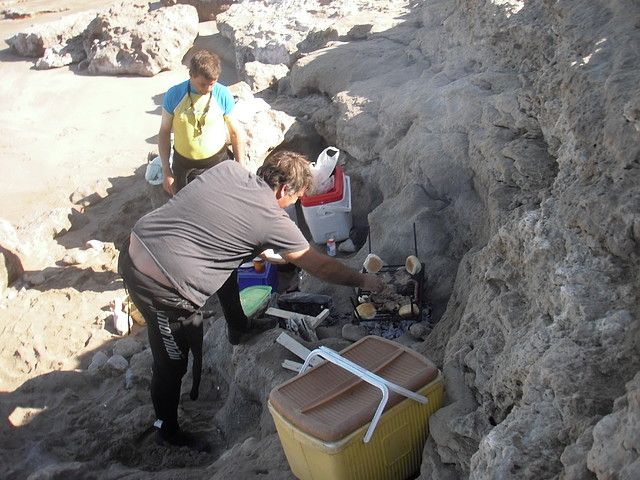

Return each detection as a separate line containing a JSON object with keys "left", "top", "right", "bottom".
{"left": 189, "top": 50, "right": 221, "bottom": 81}
{"left": 257, "top": 151, "right": 315, "bottom": 194}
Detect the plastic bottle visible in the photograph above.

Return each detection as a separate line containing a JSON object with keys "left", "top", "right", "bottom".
{"left": 327, "top": 238, "right": 336, "bottom": 256}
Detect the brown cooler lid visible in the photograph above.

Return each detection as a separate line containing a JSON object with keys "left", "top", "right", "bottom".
{"left": 269, "top": 335, "right": 438, "bottom": 442}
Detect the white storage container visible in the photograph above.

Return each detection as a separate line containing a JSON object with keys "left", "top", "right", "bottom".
{"left": 302, "top": 174, "right": 352, "bottom": 244}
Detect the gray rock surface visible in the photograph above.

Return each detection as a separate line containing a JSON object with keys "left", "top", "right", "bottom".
{"left": 586, "top": 372, "right": 640, "bottom": 479}
{"left": 112, "top": 337, "right": 143, "bottom": 359}
{"left": 218, "top": 0, "right": 640, "bottom": 478}
{"left": 105, "top": 353, "right": 128, "bottom": 371}
{"left": 242, "top": 61, "right": 289, "bottom": 93}
{"left": 216, "top": 0, "right": 410, "bottom": 71}
{"left": 87, "top": 350, "right": 108, "bottom": 370}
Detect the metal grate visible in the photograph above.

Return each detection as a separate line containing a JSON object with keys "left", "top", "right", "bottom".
{"left": 353, "top": 263, "right": 425, "bottom": 322}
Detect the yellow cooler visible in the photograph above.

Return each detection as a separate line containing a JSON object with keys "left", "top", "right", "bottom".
{"left": 268, "top": 336, "right": 444, "bottom": 480}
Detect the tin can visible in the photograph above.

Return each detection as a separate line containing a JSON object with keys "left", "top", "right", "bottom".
{"left": 253, "top": 257, "right": 265, "bottom": 273}
{"left": 327, "top": 238, "right": 336, "bottom": 256}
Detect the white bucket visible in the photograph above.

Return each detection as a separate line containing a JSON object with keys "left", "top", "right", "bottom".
{"left": 302, "top": 175, "right": 352, "bottom": 243}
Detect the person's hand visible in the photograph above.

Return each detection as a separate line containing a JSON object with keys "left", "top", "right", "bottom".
{"left": 163, "top": 173, "right": 176, "bottom": 196}
{"left": 362, "top": 273, "right": 384, "bottom": 294}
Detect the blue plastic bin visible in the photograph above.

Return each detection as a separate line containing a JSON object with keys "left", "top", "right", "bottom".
{"left": 238, "top": 262, "right": 278, "bottom": 291}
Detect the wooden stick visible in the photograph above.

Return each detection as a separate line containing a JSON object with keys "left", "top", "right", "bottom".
{"left": 266, "top": 307, "right": 330, "bottom": 329}
{"left": 282, "top": 359, "right": 303, "bottom": 372}
{"left": 275, "top": 332, "right": 322, "bottom": 366}
{"left": 306, "top": 308, "right": 330, "bottom": 329}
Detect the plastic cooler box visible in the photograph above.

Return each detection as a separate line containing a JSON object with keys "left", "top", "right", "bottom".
{"left": 238, "top": 262, "right": 278, "bottom": 291}
{"left": 268, "top": 336, "right": 444, "bottom": 480}
{"left": 302, "top": 166, "right": 353, "bottom": 244}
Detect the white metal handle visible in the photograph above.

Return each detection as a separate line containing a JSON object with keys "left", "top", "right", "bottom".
{"left": 300, "top": 345, "right": 427, "bottom": 443}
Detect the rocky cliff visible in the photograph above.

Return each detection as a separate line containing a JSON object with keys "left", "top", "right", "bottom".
{"left": 220, "top": 0, "right": 639, "bottom": 477}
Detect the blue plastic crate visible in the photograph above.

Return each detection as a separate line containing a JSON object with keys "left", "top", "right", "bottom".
{"left": 238, "top": 262, "right": 278, "bottom": 291}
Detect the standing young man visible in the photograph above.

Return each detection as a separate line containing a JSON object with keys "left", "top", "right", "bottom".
{"left": 118, "top": 151, "right": 384, "bottom": 451}
{"left": 159, "top": 50, "right": 245, "bottom": 195}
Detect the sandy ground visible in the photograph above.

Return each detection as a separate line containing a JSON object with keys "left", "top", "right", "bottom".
{"left": 0, "top": 2, "right": 272, "bottom": 477}
{"left": 0, "top": 0, "right": 237, "bottom": 225}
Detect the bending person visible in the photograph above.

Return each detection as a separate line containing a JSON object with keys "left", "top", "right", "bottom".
{"left": 118, "top": 150, "right": 383, "bottom": 451}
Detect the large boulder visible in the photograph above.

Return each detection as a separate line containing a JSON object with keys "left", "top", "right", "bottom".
{"left": 6, "top": 10, "right": 98, "bottom": 57}
{"left": 82, "top": 2, "right": 199, "bottom": 76}
{"left": 6, "top": 2, "right": 199, "bottom": 76}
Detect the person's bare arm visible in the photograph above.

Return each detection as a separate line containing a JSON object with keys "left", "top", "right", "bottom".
{"left": 158, "top": 111, "right": 176, "bottom": 195}
{"left": 225, "top": 115, "right": 246, "bottom": 166}
{"left": 282, "top": 247, "right": 384, "bottom": 293}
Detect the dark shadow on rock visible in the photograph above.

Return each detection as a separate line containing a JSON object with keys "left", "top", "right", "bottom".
{"left": 146, "top": 132, "right": 159, "bottom": 145}
{"left": 21, "top": 265, "right": 123, "bottom": 293}
{"left": 56, "top": 164, "right": 162, "bottom": 251}
{"left": 0, "top": 47, "right": 35, "bottom": 64}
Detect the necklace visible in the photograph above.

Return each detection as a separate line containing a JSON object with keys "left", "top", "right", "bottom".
{"left": 187, "top": 82, "right": 212, "bottom": 137}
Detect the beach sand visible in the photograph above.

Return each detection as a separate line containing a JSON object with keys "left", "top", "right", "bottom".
{"left": 0, "top": 2, "right": 276, "bottom": 477}
{"left": 0, "top": 0, "right": 237, "bottom": 225}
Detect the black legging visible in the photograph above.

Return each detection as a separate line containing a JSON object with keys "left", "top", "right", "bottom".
{"left": 118, "top": 246, "right": 247, "bottom": 433}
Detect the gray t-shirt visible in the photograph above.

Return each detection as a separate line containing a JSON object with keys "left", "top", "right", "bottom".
{"left": 132, "top": 161, "right": 309, "bottom": 306}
